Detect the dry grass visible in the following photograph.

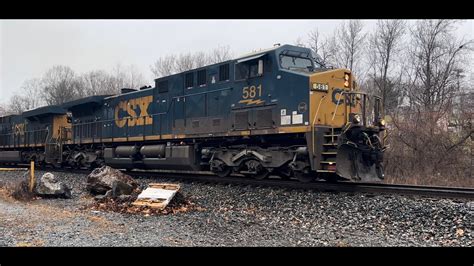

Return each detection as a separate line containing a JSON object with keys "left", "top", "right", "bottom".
{"left": 86, "top": 191, "right": 205, "bottom": 216}
{"left": 16, "top": 239, "right": 44, "bottom": 247}
{"left": 384, "top": 174, "right": 474, "bottom": 188}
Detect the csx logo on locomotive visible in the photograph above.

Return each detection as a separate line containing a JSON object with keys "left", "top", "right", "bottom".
{"left": 114, "top": 96, "right": 153, "bottom": 128}
{"left": 13, "top": 123, "right": 26, "bottom": 136}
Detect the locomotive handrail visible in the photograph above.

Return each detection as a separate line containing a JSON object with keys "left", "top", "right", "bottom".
{"left": 172, "top": 87, "right": 233, "bottom": 100}
{"left": 0, "top": 128, "right": 49, "bottom": 148}
{"left": 0, "top": 128, "right": 49, "bottom": 136}
{"left": 70, "top": 87, "right": 235, "bottom": 142}
{"left": 71, "top": 87, "right": 234, "bottom": 129}
{"left": 312, "top": 95, "right": 327, "bottom": 156}
{"left": 331, "top": 91, "right": 370, "bottom": 125}
{"left": 331, "top": 90, "right": 346, "bottom": 122}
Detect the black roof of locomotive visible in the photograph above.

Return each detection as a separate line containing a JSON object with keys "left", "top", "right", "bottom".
{"left": 23, "top": 105, "right": 66, "bottom": 118}
{"left": 0, "top": 114, "right": 17, "bottom": 123}
{"left": 62, "top": 95, "right": 111, "bottom": 110}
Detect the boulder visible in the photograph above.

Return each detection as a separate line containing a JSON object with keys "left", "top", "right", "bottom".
{"left": 35, "top": 172, "right": 72, "bottom": 199}
{"left": 111, "top": 180, "right": 134, "bottom": 197}
{"left": 86, "top": 166, "right": 138, "bottom": 195}
{"left": 117, "top": 194, "right": 132, "bottom": 202}
{"left": 94, "top": 190, "right": 112, "bottom": 201}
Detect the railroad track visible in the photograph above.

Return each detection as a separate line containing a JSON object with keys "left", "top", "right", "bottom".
{"left": 4, "top": 165, "right": 474, "bottom": 199}
{"left": 125, "top": 170, "right": 474, "bottom": 199}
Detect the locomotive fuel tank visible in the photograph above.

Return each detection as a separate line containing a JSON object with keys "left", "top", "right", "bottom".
{"left": 115, "top": 146, "right": 139, "bottom": 157}
{"left": 140, "top": 145, "right": 166, "bottom": 158}
{"left": 0, "top": 151, "right": 22, "bottom": 163}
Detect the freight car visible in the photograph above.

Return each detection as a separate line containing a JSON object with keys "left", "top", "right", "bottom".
{"left": 0, "top": 44, "right": 386, "bottom": 182}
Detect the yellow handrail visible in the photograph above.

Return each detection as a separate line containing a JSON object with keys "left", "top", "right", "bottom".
{"left": 332, "top": 91, "right": 346, "bottom": 121}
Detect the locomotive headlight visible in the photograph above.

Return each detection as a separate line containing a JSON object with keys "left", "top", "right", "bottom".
{"left": 344, "top": 73, "right": 350, "bottom": 88}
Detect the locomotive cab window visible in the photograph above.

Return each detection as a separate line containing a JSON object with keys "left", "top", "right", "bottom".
{"left": 235, "top": 57, "right": 265, "bottom": 80}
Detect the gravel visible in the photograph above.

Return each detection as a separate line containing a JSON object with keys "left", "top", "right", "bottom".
{"left": 0, "top": 169, "right": 472, "bottom": 246}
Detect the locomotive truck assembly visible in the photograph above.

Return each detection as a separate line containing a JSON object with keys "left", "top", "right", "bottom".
{"left": 0, "top": 44, "right": 386, "bottom": 182}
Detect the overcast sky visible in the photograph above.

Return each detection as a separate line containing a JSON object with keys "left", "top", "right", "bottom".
{"left": 1, "top": 19, "right": 472, "bottom": 104}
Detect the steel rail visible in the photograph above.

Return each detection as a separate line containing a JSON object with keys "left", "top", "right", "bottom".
{"left": 126, "top": 170, "right": 474, "bottom": 199}
{"left": 5, "top": 164, "right": 474, "bottom": 199}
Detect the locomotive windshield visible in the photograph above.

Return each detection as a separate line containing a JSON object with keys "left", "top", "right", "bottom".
{"left": 280, "top": 55, "right": 313, "bottom": 70}
{"left": 279, "top": 50, "right": 314, "bottom": 71}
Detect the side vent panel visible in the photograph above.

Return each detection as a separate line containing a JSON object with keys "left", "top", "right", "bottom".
{"left": 255, "top": 108, "right": 273, "bottom": 128}
{"left": 233, "top": 111, "right": 249, "bottom": 130}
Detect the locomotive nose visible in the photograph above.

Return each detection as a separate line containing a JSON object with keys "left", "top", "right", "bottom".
{"left": 334, "top": 93, "right": 386, "bottom": 182}
{"left": 335, "top": 125, "right": 385, "bottom": 182}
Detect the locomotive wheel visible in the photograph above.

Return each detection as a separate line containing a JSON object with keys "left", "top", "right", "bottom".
{"left": 274, "top": 167, "right": 292, "bottom": 180}
{"left": 215, "top": 167, "right": 231, "bottom": 177}
{"left": 252, "top": 168, "right": 270, "bottom": 180}
{"left": 211, "top": 159, "right": 231, "bottom": 177}
{"left": 244, "top": 159, "right": 269, "bottom": 180}
{"left": 294, "top": 168, "right": 315, "bottom": 183}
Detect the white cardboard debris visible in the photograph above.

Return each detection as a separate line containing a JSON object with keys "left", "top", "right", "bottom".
{"left": 133, "top": 183, "right": 180, "bottom": 209}
{"left": 137, "top": 187, "right": 177, "bottom": 205}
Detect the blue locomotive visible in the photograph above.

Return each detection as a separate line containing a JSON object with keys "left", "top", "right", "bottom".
{"left": 0, "top": 44, "right": 386, "bottom": 182}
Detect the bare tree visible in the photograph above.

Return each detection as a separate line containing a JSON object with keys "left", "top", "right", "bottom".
{"left": 307, "top": 30, "right": 338, "bottom": 67}
{"left": 406, "top": 20, "right": 473, "bottom": 112}
{"left": 77, "top": 70, "right": 117, "bottom": 96}
{"left": 22, "top": 78, "right": 44, "bottom": 108}
{"left": 150, "top": 55, "right": 176, "bottom": 78}
{"left": 0, "top": 104, "right": 8, "bottom": 116}
{"left": 175, "top": 53, "right": 196, "bottom": 73}
{"left": 7, "top": 95, "right": 28, "bottom": 114}
{"left": 41, "top": 65, "right": 80, "bottom": 106}
{"left": 150, "top": 45, "right": 233, "bottom": 78}
{"left": 367, "top": 20, "right": 406, "bottom": 113}
{"left": 194, "top": 51, "right": 210, "bottom": 68}
{"left": 297, "top": 22, "right": 366, "bottom": 70}
{"left": 7, "top": 78, "right": 45, "bottom": 114}
{"left": 386, "top": 20, "right": 474, "bottom": 181}
{"left": 111, "top": 64, "right": 146, "bottom": 90}
{"left": 306, "top": 30, "right": 322, "bottom": 56}
{"left": 334, "top": 20, "right": 367, "bottom": 77}
{"left": 208, "top": 45, "right": 233, "bottom": 64}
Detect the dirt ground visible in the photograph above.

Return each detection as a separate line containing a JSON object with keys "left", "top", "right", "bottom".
{"left": 0, "top": 170, "right": 472, "bottom": 247}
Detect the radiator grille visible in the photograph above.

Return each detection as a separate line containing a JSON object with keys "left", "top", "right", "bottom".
{"left": 234, "top": 111, "right": 248, "bottom": 130}
{"left": 256, "top": 109, "right": 273, "bottom": 128}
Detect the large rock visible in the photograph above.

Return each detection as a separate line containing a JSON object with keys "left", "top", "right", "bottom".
{"left": 87, "top": 166, "right": 138, "bottom": 196}
{"left": 35, "top": 172, "right": 72, "bottom": 199}
{"left": 111, "top": 180, "right": 134, "bottom": 197}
